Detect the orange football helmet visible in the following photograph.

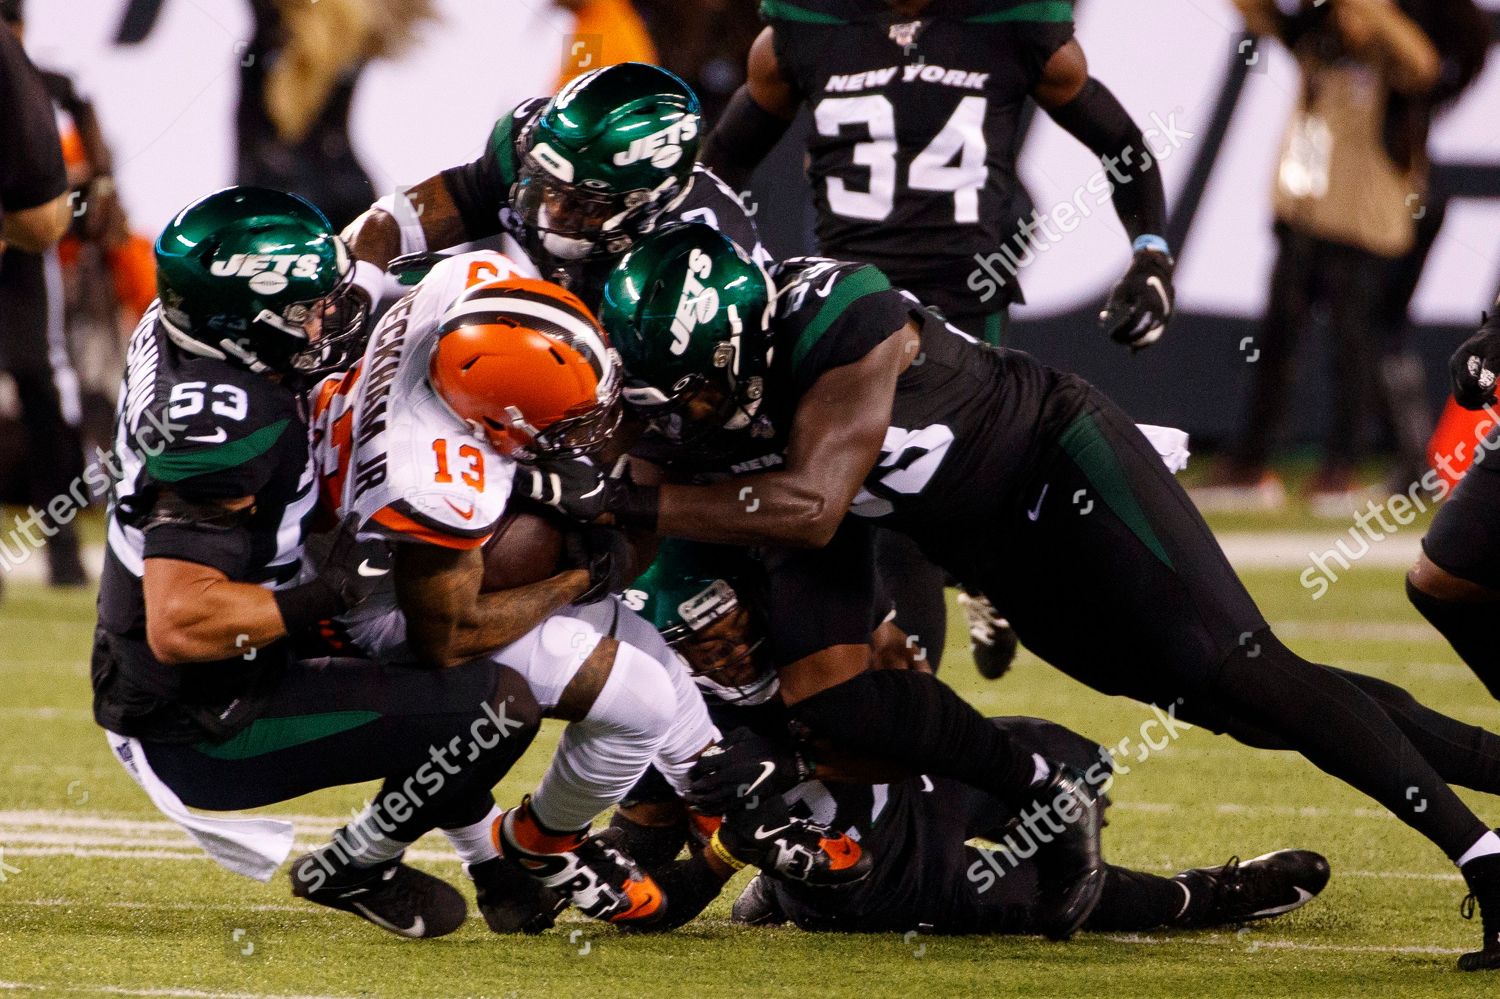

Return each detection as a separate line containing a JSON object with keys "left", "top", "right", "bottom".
{"left": 429, "top": 277, "right": 621, "bottom": 460}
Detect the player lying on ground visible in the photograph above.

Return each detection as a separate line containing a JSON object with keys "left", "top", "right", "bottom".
{"left": 703, "top": 0, "right": 1181, "bottom": 679}
{"left": 604, "top": 539, "right": 1330, "bottom": 936}
{"left": 523, "top": 223, "right": 1500, "bottom": 968}
{"left": 341, "top": 62, "right": 768, "bottom": 308}
{"left": 1408, "top": 297, "right": 1500, "bottom": 699}
{"left": 91, "top": 187, "right": 546, "bottom": 940}
{"left": 307, "top": 249, "right": 866, "bottom": 929}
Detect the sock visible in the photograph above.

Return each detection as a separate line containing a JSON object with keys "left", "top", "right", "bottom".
{"left": 1080, "top": 865, "right": 1195, "bottom": 931}
{"left": 503, "top": 797, "right": 585, "bottom": 856}
{"left": 607, "top": 809, "right": 689, "bottom": 874}
{"left": 338, "top": 804, "right": 412, "bottom": 867}
{"left": 1407, "top": 579, "right": 1500, "bottom": 698}
{"left": 444, "top": 804, "right": 502, "bottom": 866}
{"left": 1460, "top": 831, "right": 1500, "bottom": 868}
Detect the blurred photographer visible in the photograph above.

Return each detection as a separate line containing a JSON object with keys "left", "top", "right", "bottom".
{"left": 0, "top": 0, "right": 66, "bottom": 260}
{"left": 1203, "top": 0, "right": 1487, "bottom": 514}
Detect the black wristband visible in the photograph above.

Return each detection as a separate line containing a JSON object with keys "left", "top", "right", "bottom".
{"left": 609, "top": 481, "right": 660, "bottom": 532}
{"left": 273, "top": 578, "right": 346, "bottom": 637}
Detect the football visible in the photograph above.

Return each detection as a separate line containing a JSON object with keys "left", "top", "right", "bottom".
{"left": 480, "top": 506, "right": 566, "bottom": 592}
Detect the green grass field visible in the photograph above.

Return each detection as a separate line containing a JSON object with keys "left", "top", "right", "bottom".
{"left": 5, "top": 553, "right": 1500, "bottom": 998}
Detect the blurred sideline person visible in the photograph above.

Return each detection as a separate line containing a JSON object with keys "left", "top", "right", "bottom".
{"left": 1198, "top": 0, "right": 1487, "bottom": 515}
{"left": 0, "top": 0, "right": 67, "bottom": 259}
{"left": 602, "top": 540, "right": 1332, "bottom": 937}
{"left": 701, "top": 0, "right": 1178, "bottom": 680}
{"left": 554, "top": 0, "right": 659, "bottom": 90}
{"left": 1408, "top": 296, "right": 1500, "bottom": 701}
{"left": 91, "top": 186, "right": 548, "bottom": 941}
{"left": 0, "top": 0, "right": 87, "bottom": 585}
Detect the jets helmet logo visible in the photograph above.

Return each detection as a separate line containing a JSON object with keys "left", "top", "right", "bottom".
{"left": 210, "top": 253, "right": 322, "bottom": 295}
{"left": 670, "top": 248, "right": 718, "bottom": 355}
{"left": 613, "top": 116, "right": 700, "bottom": 170}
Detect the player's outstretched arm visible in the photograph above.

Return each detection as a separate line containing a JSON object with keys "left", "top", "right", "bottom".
{"left": 342, "top": 174, "right": 469, "bottom": 272}
{"left": 701, "top": 27, "right": 800, "bottom": 191}
{"left": 392, "top": 541, "right": 590, "bottom": 669}
{"left": 1035, "top": 40, "right": 1174, "bottom": 350}
{"left": 656, "top": 328, "right": 917, "bottom": 548}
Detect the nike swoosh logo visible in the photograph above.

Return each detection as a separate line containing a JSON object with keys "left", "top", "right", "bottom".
{"left": 818, "top": 273, "right": 839, "bottom": 297}
{"left": 185, "top": 427, "right": 228, "bottom": 444}
{"left": 743, "top": 760, "right": 777, "bottom": 798}
{"left": 1248, "top": 886, "right": 1314, "bottom": 918}
{"left": 753, "top": 823, "right": 792, "bottom": 841}
{"left": 1026, "top": 484, "right": 1049, "bottom": 522}
{"left": 444, "top": 498, "right": 476, "bottom": 520}
{"left": 351, "top": 902, "right": 425, "bottom": 937}
{"left": 357, "top": 559, "right": 389, "bottom": 578}
{"left": 1147, "top": 275, "right": 1171, "bottom": 316}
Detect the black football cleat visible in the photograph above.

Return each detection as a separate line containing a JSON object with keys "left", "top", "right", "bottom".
{"left": 1459, "top": 852, "right": 1500, "bottom": 971}
{"left": 497, "top": 801, "right": 668, "bottom": 929}
{"left": 1028, "top": 765, "right": 1107, "bottom": 941}
{"left": 958, "top": 589, "right": 1018, "bottom": 681}
{"left": 466, "top": 853, "right": 567, "bottom": 934}
{"left": 714, "top": 797, "right": 870, "bottom": 888}
{"left": 289, "top": 845, "right": 467, "bottom": 939}
{"left": 731, "top": 873, "right": 788, "bottom": 926}
{"left": 1176, "top": 849, "right": 1330, "bottom": 927}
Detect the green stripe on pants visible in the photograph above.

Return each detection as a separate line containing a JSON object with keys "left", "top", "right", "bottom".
{"left": 194, "top": 710, "right": 381, "bottom": 760}
{"left": 1056, "top": 412, "right": 1175, "bottom": 570}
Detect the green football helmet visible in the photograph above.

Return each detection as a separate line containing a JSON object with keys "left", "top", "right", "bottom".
{"left": 599, "top": 223, "right": 773, "bottom": 451}
{"left": 154, "top": 186, "right": 367, "bottom": 380}
{"left": 512, "top": 62, "right": 702, "bottom": 267}
{"left": 624, "top": 540, "right": 778, "bottom": 706}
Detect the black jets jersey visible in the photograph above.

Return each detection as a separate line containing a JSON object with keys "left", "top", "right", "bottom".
{"left": 638, "top": 258, "right": 1071, "bottom": 579}
{"left": 440, "top": 98, "right": 772, "bottom": 310}
{"left": 92, "top": 306, "right": 318, "bottom": 743}
{"left": 763, "top": 0, "right": 1076, "bottom": 316}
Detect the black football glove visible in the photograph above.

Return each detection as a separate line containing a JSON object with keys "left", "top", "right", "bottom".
{"left": 1450, "top": 311, "right": 1500, "bottom": 411}
{"left": 518, "top": 457, "right": 659, "bottom": 529}
{"left": 1100, "top": 249, "right": 1174, "bottom": 350}
{"left": 684, "top": 727, "right": 811, "bottom": 815}
{"left": 274, "top": 513, "right": 389, "bottom": 635}
{"left": 561, "top": 525, "right": 635, "bottom": 604}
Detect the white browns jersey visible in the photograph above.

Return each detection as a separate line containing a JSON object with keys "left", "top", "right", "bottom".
{"left": 310, "top": 250, "right": 525, "bottom": 550}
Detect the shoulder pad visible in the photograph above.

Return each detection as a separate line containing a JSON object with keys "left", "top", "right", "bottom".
{"left": 759, "top": 0, "right": 866, "bottom": 25}
{"left": 145, "top": 364, "right": 299, "bottom": 486}
{"left": 486, "top": 98, "right": 548, "bottom": 190}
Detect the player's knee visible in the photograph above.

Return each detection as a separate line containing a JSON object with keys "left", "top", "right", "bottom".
{"left": 594, "top": 640, "right": 677, "bottom": 745}
{"left": 490, "top": 663, "right": 543, "bottom": 734}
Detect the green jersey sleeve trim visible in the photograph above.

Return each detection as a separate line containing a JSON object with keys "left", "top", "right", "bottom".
{"left": 760, "top": 0, "right": 847, "bottom": 24}
{"left": 145, "top": 418, "right": 290, "bottom": 484}
{"left": 966, "top": 1, "right": 1074, "bottom": 24}
{"left": 487, "top": 110, "right": 520, "bottom": 189}
{"left": 790, "top": 266, "right": 893, "bottom": 373}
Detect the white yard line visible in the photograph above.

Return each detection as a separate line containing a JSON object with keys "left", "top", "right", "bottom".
{"left": 0, "top": 982, "right": 349, "bottom": 999}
